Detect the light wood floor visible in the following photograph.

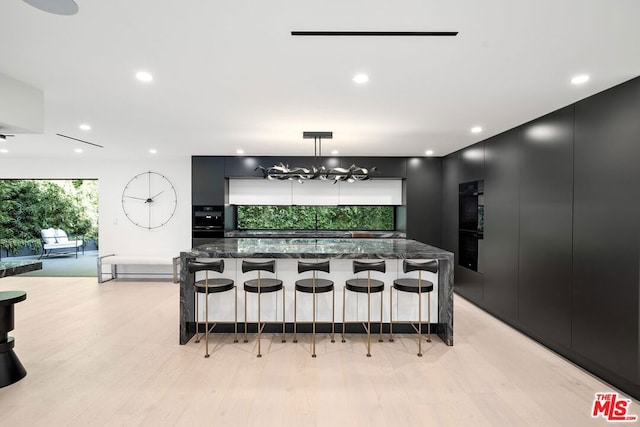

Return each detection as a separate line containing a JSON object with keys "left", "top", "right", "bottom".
{"left": 0, "top": 277, "right": 636, "bottom": 426}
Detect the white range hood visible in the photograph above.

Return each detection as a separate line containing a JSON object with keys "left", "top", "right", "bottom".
{"left": 228, "top": 178, "right": 403, "bottom": 206}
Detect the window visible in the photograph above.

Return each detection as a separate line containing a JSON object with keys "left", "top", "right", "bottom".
{"left": 236, "top": 205, "right": 394, "bottom": 231}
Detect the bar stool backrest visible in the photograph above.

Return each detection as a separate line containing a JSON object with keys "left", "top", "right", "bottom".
{"left": 353, "top": 260, "right": 386, "bottom": 274}
{"left": 403, "top": 259, "right": 438, "bottom": 274}
{"left": 298, "top": 260, "right": 330, "bottom": 274}
{"left": 188, "top": 259, "right": 224, "bottom": 274}
{"left": 242, "top": 260, "right": 276, "bottom": 273}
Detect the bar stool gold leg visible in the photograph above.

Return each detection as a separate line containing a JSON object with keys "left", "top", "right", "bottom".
{"left": 244, "top": 290, "right": 248, "bottom": 343}
{"left": 331, "top": 288, "right": 335, "bottom": 343}
{"left": 293, "top": 287, "right": 298, "bottom": 343}
{"left": 257, "top": 283, "right": 262, "bottom": 358}
{"left": 389, "top": 286, "right": 394, "bottom": 342}
{"left": 281, "top": 286, "right": 286, "bottom": 343}
{"left": 312, "top": 289, "right": 317, "bottom": 358}
{"left": 378, "top": 290, "right": 383, "bottom": 343}
{"left": 341, "top": 288, "right": 347, "bottom": 343}
{"left": 367, "top": 274, "right": 372, "bottom": 357}
{"left": 427, "top": 292, "right": 432, "bottom": 343}
{"left": 195, "top": 288, "right": 200, "bottom": 343}
{"left": 205, "top": 283, "right": 210, "bottom": 358}
{"left": 418, "top": 286, "right": 423, "bottom": 357}
{"left": 233, "top": 285, "right": 238, "bottom": 343}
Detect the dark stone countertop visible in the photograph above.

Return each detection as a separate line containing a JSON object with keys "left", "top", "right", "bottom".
{"left": 0, "top": 261, "right": 43, "bottom": 279}
{"left": 225, "top": 230, "right": 407, "bottom": 239}
{"left": 183, "top": 238, "right": 451, "bottom": 260}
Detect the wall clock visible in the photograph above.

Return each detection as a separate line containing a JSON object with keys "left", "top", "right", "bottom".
{"left": 121, "top": 171, "right": 177, "bottom": 229}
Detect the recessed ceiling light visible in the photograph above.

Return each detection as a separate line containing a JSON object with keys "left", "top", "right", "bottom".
{"left": 331, "top": 150, "right": 339, "bottom": 155}
{"left": 136, "top": 71, "right": 153, "bottom": 83}
{"left": 353, "top": 73, "right": 369, "bottom": 84}
{"left": 471, "top": 126, "right": 482, "bottom": 134}
{"left": 149, "top": 149, "right": 158, "bottom": 154}
{"left": 79, "top": 124, "right": 91, "bottom": 131}
{"left": 425, "top": 150, "right": 434, "bottom": 156}
{"left": 236, "top": 149, "right": 244, "bottom": 155}
{"left": 74, "top": 148, "right": 83, "bottom": 154}
{"left": 0, "top": 148, "right": 8, "bottom": 154}
{"left": 571, "top": 74, "right": 590, "bottom": 85}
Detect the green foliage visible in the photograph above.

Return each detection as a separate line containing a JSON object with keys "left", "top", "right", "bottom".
{"left": 0, "top": 238, "right": 42, "bottom": 254}
{"left": 0, "top": 179, "right": 98, "bottom": 255}
{"left": 237, "top": 205, "right": 394, "bottom": 230}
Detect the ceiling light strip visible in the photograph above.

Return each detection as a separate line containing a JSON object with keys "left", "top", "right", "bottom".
{"left": 56, "top": 133, "right": 104, "bottom": 148}
{"left": 291, "top": 31, "right": 458, "bottom": 37}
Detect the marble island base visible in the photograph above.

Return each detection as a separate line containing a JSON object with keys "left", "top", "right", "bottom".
{"left": 179, "top": 238, "right": 454, "bottom": 347}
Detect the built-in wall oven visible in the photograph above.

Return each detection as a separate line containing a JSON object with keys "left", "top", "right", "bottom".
{"left": 192, "top": 206, "right": 224, "bottom": 245}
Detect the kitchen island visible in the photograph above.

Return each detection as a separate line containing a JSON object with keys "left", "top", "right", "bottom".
{"left": 179, "top": 238, "right": 453, "bottom": 346}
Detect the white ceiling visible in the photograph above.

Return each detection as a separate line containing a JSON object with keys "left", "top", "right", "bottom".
{"left": 1, "top": 0, "right": 639, "bottom": 159}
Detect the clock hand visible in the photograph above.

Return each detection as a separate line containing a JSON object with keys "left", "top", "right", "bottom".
{"left": 148, "top": 190, "right": 165, "bottom": 202}
{"left": 123, "top": 195, "right": 147, "bottom": 201}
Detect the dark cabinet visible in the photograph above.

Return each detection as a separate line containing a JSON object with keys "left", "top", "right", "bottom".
{"left": 192, "top": 157, "right": 226, "bottom": 246}
{"left": 192, "top": 157, "right": 226, "bottom": 205}
{"left": 458, "top": 143, "right": 485, "bottom": 183}
{"left": 441, "top": 153, "right": 459, "bottom": 256}
{"left": 573, "top": 77, "right": 640, "bottom": 383}
{"left": 518, "top": 106, "right": 574, "bottom": 348}
{"left": 224, "top": 156, "right": 265, "bottom": 178}
{"left": 406, "top": 157, "right": 442, "bottom": 246}
{"left": 483, "top": 129, "right": 520, "bottom": 321}
{"left": 442, "top": 76, "right": 640, "bottom": 400}
{"left": 340, "top": 157, "right": 407, "bottom": 179}
{"left": 455, "top": 265, "right": 484, "bottom": 303}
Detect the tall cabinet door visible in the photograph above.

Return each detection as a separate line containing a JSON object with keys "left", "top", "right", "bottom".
{"left": 192, "top": 157, "right": 225, "bottom": 205}
{"left": 406, "top": 157, "right": 442, "bottom": 246}
{"left": 573, "top": 79, "right": 640, "bottom": 383}
{"left": 441, "top": 153, "right": 459, "bottom": 256}
{"left": 518, "top": 107, "right": 574, "bottom": 348}
{"left": 483, "top": 129, "right": 520, "bottom": 321}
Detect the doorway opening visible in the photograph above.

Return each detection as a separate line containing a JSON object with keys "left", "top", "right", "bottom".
{"left": 0, "top": 179, "right": 98, "bottom": 277}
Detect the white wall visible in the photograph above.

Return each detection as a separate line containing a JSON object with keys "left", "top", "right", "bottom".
{"left": 0, "top": 156, "right": 192, "bottom": 257}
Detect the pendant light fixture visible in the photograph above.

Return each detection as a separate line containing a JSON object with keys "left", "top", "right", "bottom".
{"left": 256, "top": 132, "right": 377, "bottom": 183}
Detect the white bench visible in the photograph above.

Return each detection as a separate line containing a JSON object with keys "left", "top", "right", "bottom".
{"left": 40, "top": 228, "right": 84, "bottom": 259}
{"left": 97, "top": 254, "right": 180, "bottom": 283}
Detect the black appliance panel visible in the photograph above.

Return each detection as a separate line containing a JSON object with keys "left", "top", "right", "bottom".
{"left": 193, "top": 206, "right": 224, "bottom": 230}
